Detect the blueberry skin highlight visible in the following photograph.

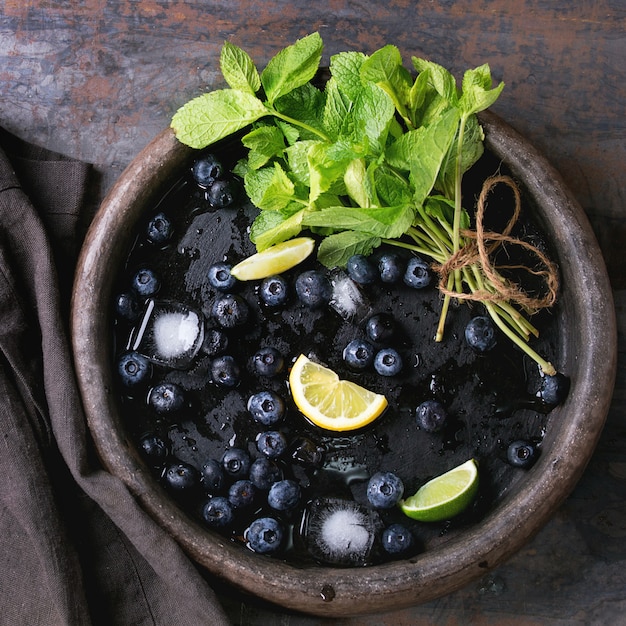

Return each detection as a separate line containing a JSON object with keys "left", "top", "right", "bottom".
{"left": 376, "top": 251, "right": 405, "bottom": 284}
{"left": 200, "top": 458, "right": 226, "bottom": 494}
{"left": 192, "top": 153, "right": 223, "bottom": 187}
{"left": 245, "top": 517, "right": 284, "bottom": 554}
{"left": 403, "top": 256, "right": 432, "bottom": 289}
{"left": 132, "top": 267, "right": 161, "bottom": 298}
{"left": 366, "top": 471, "right": 404, "bottom": 509}
{"left": 415, "top": 400, "right": 448, "bottom": 433}
{"left": 138, "top": 432, "right": 169, "bottom": 467}
{"left": 162, "top": 460, "right": 199, "bottom": 494}
{"left": 201, "top": 496, "right": 234, "bottom": 528}
{"left": 267, "top": 479, "right": 301, "bottom": 511}
{"left": 295, "top": 270, "right": 332, "bottom": 309}
{"left": 381, "top": 523, "right": 414, "bottom": 555}
{"left": 211, "top": 293, "right": 249, "bottom": 328}
{"left": 146, "top": 211, "right": 173, "bottom": 245}
{"left": 247, "top": 390, "right": 285, "bottom": 426}
{"left": 117, "top": 351, "right": 152, "bottom": 389}
{"left": 206, "top": 178, "right": 239, "bottom": 208}
{"left": 252, "top": 347, "right": 285, "bottom": 377}
{"left": 211, "top": 355, "right": 241, "bottom": 388}
{"left": 365, "top": 313, "right": 396, "bottom": 344}
{"left": 374, "top": 348, "right": 403, "bottom": 376}
{"left": 507, "top": 440, "right": 538, "bottom": 468}
{"left": 207, "top": 262, "right": 237, "bottom": 291}
{"left": 256, "top": 430, "right": 288, "bottom": 460}
{"left": 343, "top": 339, "right": 375, "bottom": 371}
{"left": 249, "top": 458, "right": 283, "bottom": 490}
{"left": 228, "top": 479, "right": 256, "bottom": 509}
{"left": 259, "top": 275, "right": 289, "bottom": 307}
{"left": 538, "top": 372, "right": 570, "bottom": 406}
{"left": 346, "top": 254, "right": 378, "bottom": 285}
{"left": 221, "top": 447, "right": 251, "bottom": 479}
{"left": 148, "top": 382, "right": 186, "bottom": 415}
{"left": 465, "top": 315, "right": 497, "bottom": 353}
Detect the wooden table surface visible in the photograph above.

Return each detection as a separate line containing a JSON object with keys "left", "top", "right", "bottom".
{"left": 2, "top": 2, "right": 625, "bottom": 623}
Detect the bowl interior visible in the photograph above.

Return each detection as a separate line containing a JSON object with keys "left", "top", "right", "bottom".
{"left": 71, "top": 110, "right": 617, "bottom": 616}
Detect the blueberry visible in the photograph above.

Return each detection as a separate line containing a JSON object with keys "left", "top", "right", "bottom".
{"left": 148, "top": 382, "right": 186, "bottom": 415}
{"left": 207, "top": 262, "right": 237, "bottom": 291}
{"left": 295, "top": 270, "right": 332, "bottom": 309}
{"left": 211, "top": 355, "right": 241, "bottom": 388}
{"left": 201, "top": 496, "right": 234, "bottom": 528}
{"left": 131, "top": 267, "right": 160, "bottom": 297}
{"left": 366, "top": 471, "right": 404, "bottom": 509}
{"left": 256, "top": 430, "right": 288, "bottom": 460}
{"left": 252, "top": 346, "right": 285, "bottom": 377}
{"left": 538, "top": 372, "right": 570, "bottom": 406}
{"left": 365, "top": 313, "right": 396, "bottom": 343}
{"left": 163, "top": 460, "right": 199, "bottom": 494}
{"left": 403, "top": 256, "right": 431, "bottom": 289}
{"left": 259, "top": 275, "right": 289, "bottom": 307}
{"left": 415, "top": 400, "right": 447, "bottom": 432}
{"left": 114, "top": 291, "right": 142, "bottom": 322}
{"left": 507, "top": 440, "right": 538, "bottom": 468}
{"left": 211, "top": 293, "right": 249, "bottom": 328}
{"left": 267, "top": 479, "right": 301, "bottom": 511}
{"left": 221, "top": 447, "right": 251, "bottom": 479}
{"left": 381, "top": 523, "right": 414, "bottom": 555}
{"left": 249, "top": 457, "right": 283, "bottom": 490}
{"left": 146, "top": 211, "right": 173, "bottom": 245}
{"left": 374, "top": 348, "right": 403, "bottom": 377}
{"left": 206, "top": 178, "right": 239, "bottom": 208}
{"left": 289, "top": 437, "right": 326, "bottom": 468}
{"left": 117, "top": 351, "right": 152, "bottom": 388}
{"left": 192, "top": 153, "right": 223, "bottom": 187}
{"left": 247, "top": 390, "right": 285, "bottom": 426}
{"left": 138, "top": 432, "right": 169, "bottom": 467}
{"left": 376, "top": 251, "right": 405, "bottom": 284}
{"left": 343, "top": 339, "right": 375, "bottom": 371}
{"left": 346, "top": 254, "right": 377, "bottom": 285}
{"left": 228, "top": 479, "right": 256, "bottom": 509}
{"left": 245, "top": 517, "right": 284, "bottom": 554}
{"left": 465, "top": 316, "right": 497, "bottom": 353}
{"left": 202, "top": 327, "right": 229, "bottom": 356}
{"left": 200, "top": 458, "right": 226, "bottom": 494}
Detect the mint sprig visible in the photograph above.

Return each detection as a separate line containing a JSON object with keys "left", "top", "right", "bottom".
{"left": 171, "top": 33, "right": 558, "bottom": 375}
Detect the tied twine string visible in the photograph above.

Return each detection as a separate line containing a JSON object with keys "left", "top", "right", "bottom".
{"left": 435, "top": 174, "right": 559, "bottom": 313}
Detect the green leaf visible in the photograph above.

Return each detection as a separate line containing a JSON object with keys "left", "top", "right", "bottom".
{"left": 284, "top": 139, "right": 321, "bottom": 186}
{"left": 460, "top": 64, "right": 504, "bottom": 115}
{"left": 250, "top": 204, "right": 305, "bottom": 250}
{"left": 274, "top": 82, "right": 326, "bottom": 139}
{"left": 171, "top": 89, "right": 269, "bottom": 149}
{"left": 343, "top": 158, "right": 370, "bottom": 208}
{"left": 329, "top": 51, "right": 367, "bottom": 100}
{"left": 322, "top": 76, "right": 352, "bottom": 140}
{"left": 261, "top": 32, "right": 323, "bottom": 104}
{"left": 307, "top": 141, "right": 355, "bottom": 203}
{"left": 244, "top": 162, "right": 295, "bottom": 211}
{"left": 220, "top": 41, "right": 261, "bottom": 95}
{"left": 372, "top": 164, "right": 412, "bottom": 206}
{"left": 317, "top": 230, "right": 381, "bottom": 268}
{"left": 425, "top": 195, "right": 470, "bottom": 231}
{"left": 242, "top": 125, "right": 286, "bottom": 169}
{"left": 411, "top": 58, "right": 459, "bottom": 106}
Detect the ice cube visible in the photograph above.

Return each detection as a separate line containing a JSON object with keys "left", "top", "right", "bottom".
{"left": 131, "top": 299, "right": 204, "bottom": 369}
{"left": 299, "top": 497, "right": 380, "bottom": 566}
{"left": 328, "top": 270, "right": 371, "bottom": 323}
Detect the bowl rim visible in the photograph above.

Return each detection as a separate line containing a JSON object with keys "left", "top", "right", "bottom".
{"left": 70, "top": 110, "right": 617, "bottom": 617}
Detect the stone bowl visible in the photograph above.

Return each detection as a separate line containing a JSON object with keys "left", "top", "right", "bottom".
{"left": 70, "top": 110, "right": 617, "bottom": 617}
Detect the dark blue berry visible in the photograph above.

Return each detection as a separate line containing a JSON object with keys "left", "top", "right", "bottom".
{"left": 245, "top": 517, "right": 284, "bottom": 554}
{"left": 366, "top": 471, "right": 404, "bottom": 509}
{"left": 465, "top": 316, "right": 497, "bottom": 353}
{"left": 507, "top": 440, "right": 537, "bottom": 468}
{"left": 374, "top": 348, "right": 403, "bottom": 376}
{"left": 192, "top": 154, "right": 223, "bottom": 187}
{"left": 221, "top": 448, "right": 251, "bottom": 479}
{"left": 343, "top": 339, "right": 375, "bottom": 371}
{"left": 252, "top": 347, "right": 284, "bottom": 377}
{"left": 415, "top": 400, "right": 447, "bottom": 432}
{"left": 202, "top": 327, "right": 229, "bottom": 356}
{"left": 211, "top": 355, "right": 241, "bottom": 388}
{"left": 381, "top": 523, "right": 414, "bottom": 555}
{"left": 247, "top": 391, "right": 285, "bottom": 426}
{"left": 256, "top": 430, "right": 288, "bottom": 460}
{"left": 289, "top": 437, "right": 326, "bottom": 468}
{"left": 200, "top": 458, "right": 225, "bottom": 494}
{"left": 146, "top": 212, "right": 173, "bottom": 245}
{"left": 259, "top": 275, "right": 289, "bottom": 307}
{"left": 365, "top": 313, "right": 396, "bottom": 343}
{"left": 207, "top": 262, "right": 237, "bottom": 291}
{"left": 148, "top": 382, "right": 186, "bottom": 415}
{"left": 228, "top": 479, "right": 256, "bottom": 509}
{"left": 117, "top": 351, "right": 151, "bottom": 388}
{"left": 346, "top": 254, "right": 377, "bottom": 285}
{"left": 132, "top": 267, "right": 160, "bottom": 297}
{"left": 267, "top": 479, "right": 301, "bottom": 511}
{"left": 376, "top": 251, "right": 405, "bottom": 284}
{"left": 201, "top": 496, "right": 234, "bottom": 528}
{"left": 249, "top": 458, "right": 283, "bottom": 490}
{"left": 295, "top": 270, "right": 332, "bottom": 309}
{"left": 206, "top": 178, "right": 239, "bottom": 208}
{"left": 211, "top": 293, "right": 249, "bottom": 328}
{"left": 163, "top": 460, "right": 199, "bottom": 494}
{"left": 403, "top": 256, "right": 432, "bottom": 289}
{"left": 138, "top": 432, "right": 169, "bottom": 467}
{"left": 114, "top": 291, "right": 142, "bottom": 322}
{"left": 538, "top": 372, "right": 570, "bottom": 406}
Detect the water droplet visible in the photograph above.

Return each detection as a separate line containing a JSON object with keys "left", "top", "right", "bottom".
{"left": 320, "top": 584, "right": 335, "bottom": 602}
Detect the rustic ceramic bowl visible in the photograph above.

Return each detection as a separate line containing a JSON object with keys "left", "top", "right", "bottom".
{"left": 71, "top": 110, "right": 617, "bottom": 616}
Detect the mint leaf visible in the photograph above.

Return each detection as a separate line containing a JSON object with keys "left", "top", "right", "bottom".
{"left": 250, "top": 204, "right": 305, "bottom": 250}
{"left": 307, "top": 141, "right": 354, "bottom": 203}
{"left": 244, "top": 162, "right": 295, "bottom": 211}
{"left": 274, "top": 82, "right": 326, "bottom": 140}
{"left": 411, "top": 58, "right": 459, "bottom": 106}
{"left": 317, "top": 230, "right": 381, "bottom": 268}
{"left": 343, "top": 158, "right": 370, "bottom": 208}
{"left": 220, "top": 41, "right": 261, "bottom": 95}
{"left": 242, "top": 125, "right": 286, "bottom": 169}
{"left": 171, "top": 89, "right": 269, "bottom": 149}
{"left": 460, "top": 64, "right": 504, "bottom": 115}
{"left": 322, "top": 77, "right": 352, "bottom": 140}
{"left": 261, "top": 32, "right": 323, "bottom": 105}
{"left": 329, "top": 51, "right": 367, "bottom": 100}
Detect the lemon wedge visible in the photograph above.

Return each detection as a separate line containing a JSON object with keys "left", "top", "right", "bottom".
{"left": 230, "top": 237, "right": 315, "bottom": 281}
{"left": 289, "top": 354, "right": 388, "bottom": 432}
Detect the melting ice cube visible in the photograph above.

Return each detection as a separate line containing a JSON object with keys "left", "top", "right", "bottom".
{"left": 329, "top": 270, "right": 371, "bottom": 323}
{"left": 299, "top": 498, "right": 380, "bottom": 566}
{"left": 131, "top": 299, "right": 204, "bottom": 369}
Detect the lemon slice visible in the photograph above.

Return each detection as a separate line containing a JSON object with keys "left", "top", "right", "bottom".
{"left": 289, "top": 354, "right": 388, "bottom": 432}
{"left": 230, "top": 237, "right": 315, "bottom": 281}
{"left": 399, "top": 459, "right": 479, "bottom": 522}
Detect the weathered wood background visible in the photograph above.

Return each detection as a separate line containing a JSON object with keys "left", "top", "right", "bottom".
{"left": 1, "top": 1, "right": 625, "bottom": 623}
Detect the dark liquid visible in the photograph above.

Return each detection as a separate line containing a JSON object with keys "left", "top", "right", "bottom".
{"left": 111, "top": 148, "right": 560, "bottom": 566}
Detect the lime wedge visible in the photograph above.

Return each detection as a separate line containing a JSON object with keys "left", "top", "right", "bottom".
{"left": 230, "top": 237, "right": 315, "bottom": 281}
{"left": 399, "top": 459, "right": 479, "bottom": 522}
